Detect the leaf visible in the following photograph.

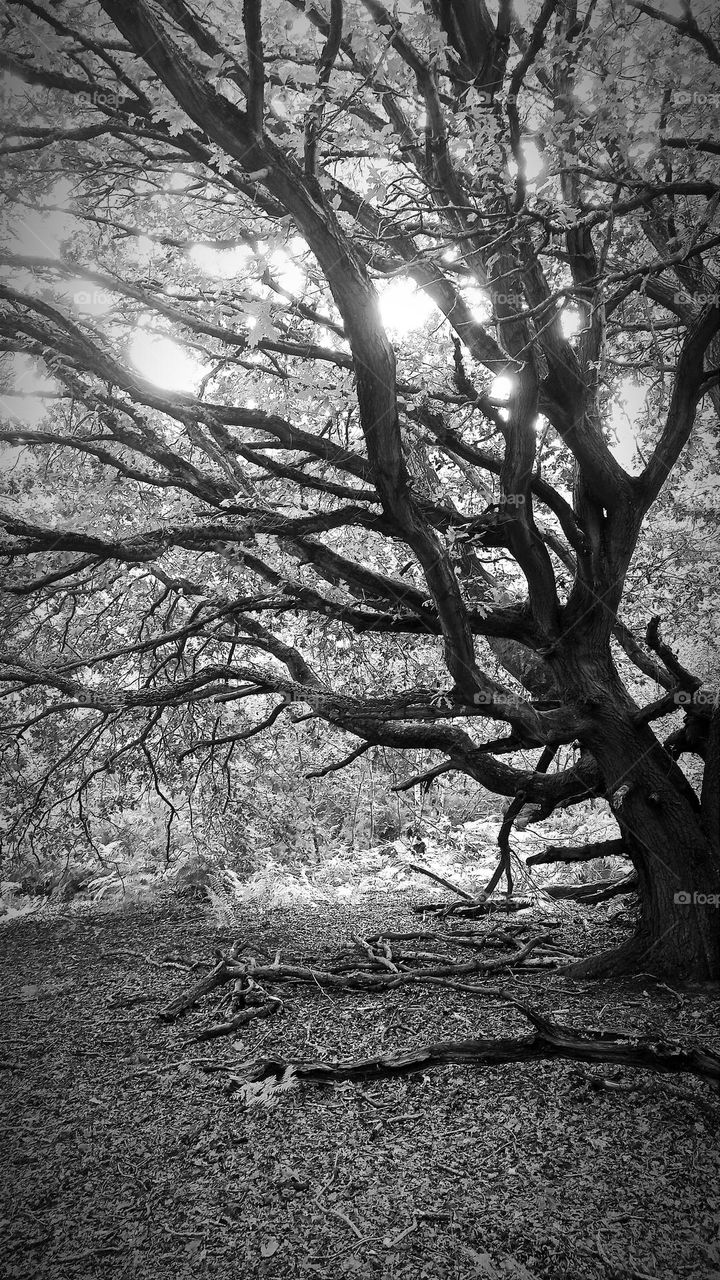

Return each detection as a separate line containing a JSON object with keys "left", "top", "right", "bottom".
{"left": 471, "top": 1253, "right": 499, "bottom": 1276}
{"left": 260, "top": 1237, "right": 279, "bottom": 1258}
{"left": 19, "top": 984, "right": 38, "bottom": 1000}
{"left": 244, "top": 301, "right": 277, "bottom": 347}
{"left": 499, "top": 1258, "right": 541, "bottom": 1279}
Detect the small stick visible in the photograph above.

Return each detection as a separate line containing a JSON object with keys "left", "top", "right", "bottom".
{"left": 409, "top": 863, "right": 477, "bottom": 902}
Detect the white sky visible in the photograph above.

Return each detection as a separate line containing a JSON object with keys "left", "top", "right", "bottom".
{"left": 128, "top": 329, "right": 204, "bottom": 393}
{"left": 6, "top": 179, "right": 75, "bottom": 259}
{"left": 378, "top": 278, "right": 435, "bottom": 336}
{"left": 610, "top": 379, "right": 645, "bottom": 472}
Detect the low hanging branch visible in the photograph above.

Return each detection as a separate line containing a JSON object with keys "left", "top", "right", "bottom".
{"left": 305, "top": 742, "right": 372, "bottom": 778}
{"left": 481, "top": 750, "right": 558, "bottom": 898}
{"left": 645, "top": 615, "right": 702, "bottom": 689}
{"left": 392, "top": 761, "right": 454, "bottom": 792}
{"left": 482, "top": 790, "right": 527, "bottom": 898}
{"left": 527, "top": 838, "right": 627, "bottom": 866}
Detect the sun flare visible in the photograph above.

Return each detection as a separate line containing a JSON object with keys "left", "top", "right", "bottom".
{"left": 129, "top": 330, "right": 202, "bottom": 393}
{"left": 378, "top": 278, "right": 435, "bottom": 336}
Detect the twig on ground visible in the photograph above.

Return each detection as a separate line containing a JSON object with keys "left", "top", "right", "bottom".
{"left": 192, "top": 995, "right": 283, "bottom": 1042}
{"left": 384, "top": 1219, "right": 418, "bottom": 1246}
{"left": 319, "top": 1203, "right": 365, "bottom": 1240}
{"left": 408, "top": 863, "right": 477, "bottom": 901}
{"left": 103, "top": 947, "right": 194, "bottom": 972}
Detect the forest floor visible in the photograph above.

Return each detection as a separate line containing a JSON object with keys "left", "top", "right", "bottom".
{"left": 1, "top": 887, "right": 719, "bottom": 1280}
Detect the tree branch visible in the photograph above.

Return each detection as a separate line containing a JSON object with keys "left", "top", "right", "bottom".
{"left": 242, "top": 0, "right": 265, "bottom": 135}
{"left": 304, "top": 0, "right": 343, "bottom": 178}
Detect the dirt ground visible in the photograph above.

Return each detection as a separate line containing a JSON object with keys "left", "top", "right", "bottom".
{"left": 2, "top": 891, "right": 719, "bottom": 1280}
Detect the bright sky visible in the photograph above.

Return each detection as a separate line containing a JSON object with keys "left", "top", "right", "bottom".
{"left": 520, "top": 140, "right": 544, "bottom": 183}
{"left": 610, "top": 379, "right": 644, "bottom": 472}
{"left": 128, "top": 329, "right": 204, "bottom": 393}
{"left": 188, "top": 243, "right": 252, "bottom": 278}
{"left": 7, "top": 179, "right": 74, "bottom": 259}
{"left": 561, "top": 308, "right": 582, "bottom": 338}
{"left": 490, "top": 375, "right": 514, "bottom": 402}
{"left": 378, "top": 278, "right": 435, "bottom": 336}
{"left": 0, "top": 355, "right": 58, "bottom": 440}
{"left": 188, "top": 241, "right": 306, "bottom": 296}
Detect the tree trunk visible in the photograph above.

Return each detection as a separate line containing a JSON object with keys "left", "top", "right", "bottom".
{"left": 565, "top": 795, "right": 720, "bottom": 979}
{"left": 555, "top": 652, "right": 720, "bottom": 980}
{"left": 701, "top": 704, "right": 720, "bottom": 859}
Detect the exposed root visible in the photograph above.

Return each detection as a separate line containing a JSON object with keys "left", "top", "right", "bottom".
{"left": 158, "top": 924, "right": 720, "bottom": 1098}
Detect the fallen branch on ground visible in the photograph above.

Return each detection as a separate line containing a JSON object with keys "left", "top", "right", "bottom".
{"left": 228, "top": 1002, "right": 720, "bottom": 1095}
{"left": 192, "top": 996, "right": 283, "bottom": 1042}
{"left": 412, "top": 898, "right": 533, "bottom": 917}
{"left": 546, "top": 873, "right": 638, "bottom": 903}
{"left": 159, "top": 929, "right": 557, "bottom": 1030}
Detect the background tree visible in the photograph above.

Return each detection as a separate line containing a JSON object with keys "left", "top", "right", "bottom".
{"left": 1, "top": 0, "right": 719, "bottom": 976}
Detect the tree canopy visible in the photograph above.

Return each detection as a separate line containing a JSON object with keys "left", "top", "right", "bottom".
{"left": 1, "top": 0, "right": 720, "bottom": 977}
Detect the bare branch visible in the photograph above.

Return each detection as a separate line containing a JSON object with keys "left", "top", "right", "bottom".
{"left": 305, "top": 741, "right": 371, "bottom": 778}
{"left": 626, "top": 0, "right": 720, "bottom": 65}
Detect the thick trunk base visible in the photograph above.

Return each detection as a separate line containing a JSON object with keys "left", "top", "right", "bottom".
{"left": 562, "top": 923, "right": 720, "bottom": 981}
{"left": 562, "top": 937, "right": 663, "bottom": 980}
{"left": 547, "top": 649, "right": 720, "bottom": 981}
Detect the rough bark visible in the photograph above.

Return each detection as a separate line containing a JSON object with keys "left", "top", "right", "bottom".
{"left": 550, "top": 653, "right": 720, "bottom": 979}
